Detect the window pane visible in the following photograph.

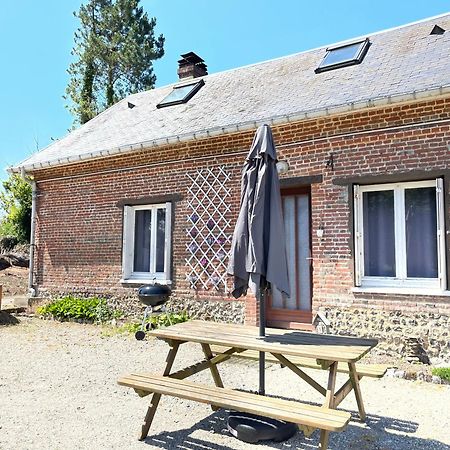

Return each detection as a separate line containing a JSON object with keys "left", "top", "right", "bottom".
{"left": 405, "top": 187, "right": 438, "bottom": 278}
{"left": 284, "top": 197, "right": 297, "bottom": 309}
{"left": 272, "top": 197, "right": 296, "bottom": 309}
{"left": 297, "top": 194, "right": 311, "bottom": 311}
{"left": 363, "top": 191, "right": 396, "bottom": 277}
{"left": 157, "top": 80, "right": 203, "bottom": 107}
{"left": 322, "top": 42, "right": 361, "bottom": 66}
{"left": 160, "top": 84, "right": 194, "bottom": 103}
{"left": 155, "top": 208, "right": 166, "bottom": 273}
{"left": 133, "top": 210, "right": 151, "bottom": 272}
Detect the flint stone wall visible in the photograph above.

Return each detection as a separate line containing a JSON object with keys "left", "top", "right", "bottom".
{"left": 31, "top": 290, "right": 245, "bottom": 325}
{"left": 321, "top": 307, "right": 450, "bottom": 362}
{"left": 109, "top": 294, "right": 245, "bottom": 324}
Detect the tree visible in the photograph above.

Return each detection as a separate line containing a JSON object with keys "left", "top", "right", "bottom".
{"left": 0, "top": 174, "right": 32, "bottom": 244}
{"left": 65, "top": 0, "right": 165, "bottom": 125}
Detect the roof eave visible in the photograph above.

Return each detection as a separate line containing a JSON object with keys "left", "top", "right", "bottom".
{"left": 10, "top": 84, "right": 450, "bottom": 174}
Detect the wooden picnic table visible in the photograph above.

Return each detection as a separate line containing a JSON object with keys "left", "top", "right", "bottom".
{"left": 118, "top": 320, "right": 379, "bottom": 449}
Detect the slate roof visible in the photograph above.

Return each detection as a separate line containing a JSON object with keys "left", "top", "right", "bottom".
{"left": 14, "top": 13, "right": 450, "bottom": 172}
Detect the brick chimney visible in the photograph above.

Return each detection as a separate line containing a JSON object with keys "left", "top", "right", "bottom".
{"left": 177, "top": 52, "right": 208, "bottom": 80}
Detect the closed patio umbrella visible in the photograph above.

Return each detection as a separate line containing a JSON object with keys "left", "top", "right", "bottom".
{"left": 228, "top": 124, "right": 290, "bottom": 395}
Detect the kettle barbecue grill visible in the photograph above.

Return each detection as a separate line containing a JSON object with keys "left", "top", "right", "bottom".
{"left": 135, "top": 284, "right": 171, "bottom": 340}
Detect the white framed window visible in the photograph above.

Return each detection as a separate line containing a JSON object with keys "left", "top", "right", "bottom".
{"left": 122, "top": 202, "right": 172, "bottom": 283}
{"left": 354, "top": 179, "right": 446, "bottom": 292}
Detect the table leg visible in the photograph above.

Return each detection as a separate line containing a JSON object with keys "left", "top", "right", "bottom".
{"left": 201, "top": 343, "right": 224, "bottom": 411}
{"left": 201, "top": 343, "right": 224, "bottom": 388}
{"left": 319, "top": 361, "right": 338, "bottom": 450}
{"left": 323, "top": 361, "right": 337, "bottom": 409}
{"left": 348, "top": 362, "right": 366, "bottom": 421}
{"left": 139, "top": 342, "right": 180, "bottom": 441}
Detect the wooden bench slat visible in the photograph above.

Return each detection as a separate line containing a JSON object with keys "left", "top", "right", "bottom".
{"left": 130, "top": 373, "right": 341, "bottom": 422}
{"left": 210, "top": 346, "right": 388, "bottom": 378}
{"left": 118, "top": 374, "right": 351, "bottom": 432}
{"left": 120, "top": 374, "right": 350, "bottom": 431}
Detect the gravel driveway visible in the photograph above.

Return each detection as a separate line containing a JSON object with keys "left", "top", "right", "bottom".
{"left": 1, "top": 317, "right": 449, "bottom": 450}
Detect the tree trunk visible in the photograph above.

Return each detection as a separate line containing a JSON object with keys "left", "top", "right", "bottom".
{"left": 106, "top": 68, "right": 114, "bottom": 107}
{"left": 80, "top": 59, "right": 95, "bottom": 124}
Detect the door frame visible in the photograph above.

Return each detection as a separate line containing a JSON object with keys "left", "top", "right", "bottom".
{"left": 267, "top": 185, "right": 313, "bottom": 329}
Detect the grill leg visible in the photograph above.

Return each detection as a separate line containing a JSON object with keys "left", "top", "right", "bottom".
{"left": 141, "top": 306, "right": 152, "bottom": 331}
{"left": 139, "top": 342, "right": 179, "bottom": 441}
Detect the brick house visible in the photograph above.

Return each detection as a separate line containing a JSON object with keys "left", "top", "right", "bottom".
{"left": 12, "top": 15, "right": 450, "bottom": 358}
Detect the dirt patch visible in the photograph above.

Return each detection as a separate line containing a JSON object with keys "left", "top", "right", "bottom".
{"left": 0, "top": 266, "right": 28, "bottom": 297}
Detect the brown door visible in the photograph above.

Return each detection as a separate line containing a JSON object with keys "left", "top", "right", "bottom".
{"left": 267, "top": 186, "right": 313, "bottom": 329}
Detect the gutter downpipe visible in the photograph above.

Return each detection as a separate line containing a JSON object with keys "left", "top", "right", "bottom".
{"left": 21, "top": 167, "right": 37, "bottom": 298}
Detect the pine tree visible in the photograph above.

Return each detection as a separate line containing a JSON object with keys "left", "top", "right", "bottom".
{"left": 65, "top": 0, "right": 164, "bottom": 124}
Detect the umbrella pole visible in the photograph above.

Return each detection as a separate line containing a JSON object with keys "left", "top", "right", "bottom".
{"left": 259, "top": 282, "right": 266, "bottom": 396}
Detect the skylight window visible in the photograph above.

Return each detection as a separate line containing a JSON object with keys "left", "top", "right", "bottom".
{"left": 156, "top": 79, "right": 204, "bottom": 108}
{"left": 315, "top": 38, "right": 370, "bottom": 73}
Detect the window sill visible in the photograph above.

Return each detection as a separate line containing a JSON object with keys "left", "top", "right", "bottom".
{"left": 120, "top": 279, "right": 172, "bottom": 286}
{"left": 352, "top": 287, "right": 450, "bottom": 297}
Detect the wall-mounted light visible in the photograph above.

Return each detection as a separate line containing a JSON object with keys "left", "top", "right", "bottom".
{"left": 276, "top": 160, "right": 289, "bottom": 174}
{"left": 325, "top": 153, "right": 334, "bottom": 171}
{"left": 316, "top": 224, "right": 324, "bottom": 240}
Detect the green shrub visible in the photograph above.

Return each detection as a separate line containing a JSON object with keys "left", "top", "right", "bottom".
{"left": 149, "top": 310, "right": 190, "bottom": 328}
{"left": 432, "top": 367, "right": 450, "bottom": 382}
{"left": 128, "top": 310, "right": 190, "bottom": 332}
{"left": 101, "top": 311, "right": 190, "bottom": 337}
{"left": 37, "top": 296, "right": 121, "bottom": 323}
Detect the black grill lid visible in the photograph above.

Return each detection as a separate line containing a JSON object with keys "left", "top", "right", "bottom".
{"left": 138, "top": 284, "right": 171, "bottom": 297}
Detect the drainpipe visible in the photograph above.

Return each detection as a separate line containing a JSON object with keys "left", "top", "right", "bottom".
{"left": 21, "top": 168, "right": 37, "bottom": 297}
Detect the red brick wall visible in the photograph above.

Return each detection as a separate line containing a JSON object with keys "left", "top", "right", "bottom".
{"left": 32, "top": 96, "right": 450, "bottom": 322}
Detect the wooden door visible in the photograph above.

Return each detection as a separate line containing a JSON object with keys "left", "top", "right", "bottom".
{"left": 267, "top": 187, "right": 313, "bottom": 329}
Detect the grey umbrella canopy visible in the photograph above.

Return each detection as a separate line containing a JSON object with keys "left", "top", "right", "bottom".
{"left": 228, "top": 124, "right": 290, "bottom": 394}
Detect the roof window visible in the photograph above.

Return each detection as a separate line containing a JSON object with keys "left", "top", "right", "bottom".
{"left": 315, "top": 38, "right": 370, "bottom": 73}
{"left": 156, "top": 79, "right": 204, "bottom": 108}
{"left": 430, "top": 25, "right": 445, "bottom": 35}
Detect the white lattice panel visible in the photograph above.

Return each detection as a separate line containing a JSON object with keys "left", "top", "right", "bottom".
{"left": 185, "top": 167, "right": 231, "bottom": 291}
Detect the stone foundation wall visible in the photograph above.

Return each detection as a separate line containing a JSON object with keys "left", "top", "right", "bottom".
{"left": 109, "top": 294, "right": 245, "bottom": 324}
{"left": 30, "top": 290, "right": 245, "bottom": 324}
{"left": 166, "top": 295, "right": 245, "bottom": 324}
{"left": 321, "top": 307, "right": 450, "bottom": 363}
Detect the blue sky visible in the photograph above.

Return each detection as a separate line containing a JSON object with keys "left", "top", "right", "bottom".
{"left": 0, "top": 1, "right": 448, "bottom": 179}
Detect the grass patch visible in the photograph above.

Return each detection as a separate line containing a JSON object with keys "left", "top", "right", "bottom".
{"left": 101, "top": 311, "right": 190, "bottom": 337}
{"left": 431, "top": 367, "right": 450, "bottom": 382}
{"left": 37, "top": 296, "right": 122, "bottom": 323}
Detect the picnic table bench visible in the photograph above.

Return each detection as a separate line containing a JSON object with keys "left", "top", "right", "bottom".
{"left": 118, "top": 374, "right": 351, "bottom": 436}
{"left": 118, "top": 320, "right": 382, "bottom": 450}
{"left": 210, "top": 345, "right": 388, "bottom": 379}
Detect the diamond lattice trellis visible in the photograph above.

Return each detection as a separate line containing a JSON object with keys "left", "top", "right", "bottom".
{"left": 185, "top": 167, "right": 232, "bottom": 291}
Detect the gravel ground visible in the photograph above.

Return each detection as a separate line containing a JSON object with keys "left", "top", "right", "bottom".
{"left": 1, "top": 317, "right": 449, "bottom": 450}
